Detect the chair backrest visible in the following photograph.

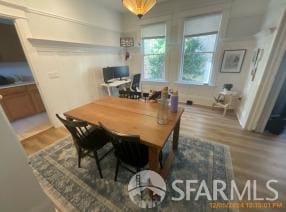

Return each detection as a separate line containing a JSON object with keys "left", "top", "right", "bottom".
{"left": 131, "top": 73, "right": 141, "bottom": 91}
{"left": 56, "top": 114, "right": 91, "bottom": 149}
{"left": 99, "top": 122, "right": 148, "bottom": 164}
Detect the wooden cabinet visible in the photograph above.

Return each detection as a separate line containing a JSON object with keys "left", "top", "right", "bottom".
{"left": 0, "top": 84, "right": 46, "bottom": 121}
{"left": 27, "top": 84, "right": 46, "bottom": 113}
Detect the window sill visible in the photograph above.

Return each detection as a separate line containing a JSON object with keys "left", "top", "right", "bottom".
{"left": 174, "top": 81, "right": 216, "bottom": 86}
{"left": 141, "top": 80, "right": 169, "bottom": 84}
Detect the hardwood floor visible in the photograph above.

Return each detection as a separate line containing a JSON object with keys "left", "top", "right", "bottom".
{"left": 180, "top": 105, "right": 286, "bottom": 211}
{"left": 21, "top": 104, "right": 286, "bottom": 211}
{"left": 21, "top": 126, "right": 68, "bottom": 155}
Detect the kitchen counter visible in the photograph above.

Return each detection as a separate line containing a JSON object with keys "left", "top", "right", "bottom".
{"left": 0, "top": 81, "right": 35, "bottom": 89}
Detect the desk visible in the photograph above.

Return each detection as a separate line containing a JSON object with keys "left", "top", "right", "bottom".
{"left": 64, "top": 96, "right": 184, "bottom": 178}
{"left": 100, "top": 79, "right": 131, "bottom": 96}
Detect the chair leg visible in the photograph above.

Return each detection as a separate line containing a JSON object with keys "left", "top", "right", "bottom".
{"left": 77, "top": 150, "right": 81, "bottom": 168}
{"left": 223, "top": 105, "right": 228, "bottom": 116}
{"left": 78, "top": 155, "right": 81, "bottom": 168}
{"left": 114, "top": 159, "right": 120, "bottom": 181}
{"left": 94, "top": 151, "right": 103, "bottom": 179}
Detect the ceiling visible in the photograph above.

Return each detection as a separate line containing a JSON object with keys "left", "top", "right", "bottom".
{"left": 97, "top": 0, "right": 170, "bottom": 13}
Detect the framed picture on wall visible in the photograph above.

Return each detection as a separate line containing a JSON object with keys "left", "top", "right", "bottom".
{"left": 250, "top": 48, "right": 264, "bottom": 81}
{"left": 252, "top": 49, "right": 259, "bottom": 65}
{"left": 220, "top": 49, "right": 246, "bottom": 73}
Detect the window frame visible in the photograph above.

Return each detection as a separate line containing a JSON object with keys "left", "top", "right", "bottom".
{"left": 142, "top": 36, "right": 167, "bottom": 81}
{"left": 179, "top": 31, "right": 219, "bottom": 85}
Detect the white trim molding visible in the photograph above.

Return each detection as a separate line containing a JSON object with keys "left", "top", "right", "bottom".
{"left": 0, "top": 0, "right": 122, "bottom": 33}
{"left": 0, "top": 1, "right": 26, "bottom": 19}
{"left": 28, "top": 38, "right": 123, "bottom": 53}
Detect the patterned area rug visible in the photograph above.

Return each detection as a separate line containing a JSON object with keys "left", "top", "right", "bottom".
{"left": 29, "top": 136, "right": 235, "bottom": 212}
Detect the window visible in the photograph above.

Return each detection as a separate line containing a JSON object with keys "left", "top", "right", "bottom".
{"left": 142, "top": 24, "right": 166, "bottom": 80}
{"left": 181, "top": 14, "right": 222, "bottom": 84}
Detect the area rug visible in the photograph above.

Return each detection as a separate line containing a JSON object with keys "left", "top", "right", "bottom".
{"left": 29, "top": 136, "right": 235, "bottom": 212}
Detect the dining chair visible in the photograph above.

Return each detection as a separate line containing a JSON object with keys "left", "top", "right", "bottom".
{"left": 56, "top": 114, "right": 113, "bottom": 178}
{"left": 99, "top": 122, "right": 163, "bottom": 181}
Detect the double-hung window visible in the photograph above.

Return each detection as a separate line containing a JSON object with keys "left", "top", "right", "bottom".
{"left": 142, "top": 23, "right": 166, "bottom": 81}
{"left": 181, "top": 14, "right": 222, "bottom": 84}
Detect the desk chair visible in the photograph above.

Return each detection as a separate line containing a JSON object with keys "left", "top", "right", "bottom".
{"left": 130, "top": 73, "right": 141, "bottom": 92}
{"left": 119, "top": 73, "right": 142, "bottom": 99}
{"left": 56, "top": 114, "right": 113, "bottom": 178}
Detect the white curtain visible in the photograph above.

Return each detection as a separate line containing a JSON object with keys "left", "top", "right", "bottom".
{"left": 184, "top": 14, "right": 222, "bottom": 36}
{"left": 141, "top": 23, "right": 166, "bottom": 38}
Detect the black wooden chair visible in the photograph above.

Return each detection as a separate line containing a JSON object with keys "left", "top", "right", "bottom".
{"left": 56, "top": 114, "right": 113, "bottom": 178}
{"left": 99, "top": 122, "right": 163, "bottom": 181}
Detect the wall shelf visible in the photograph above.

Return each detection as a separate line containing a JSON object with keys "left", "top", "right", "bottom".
{"left": 27, "top": 38, "right": 123, "bottom": 52}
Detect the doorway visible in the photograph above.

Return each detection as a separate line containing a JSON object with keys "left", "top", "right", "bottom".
{"left": 0, "top": 18, "right": 52, "bottom": 140}
{"left": 264, "top": 51, "right": 286, "bottom": 135}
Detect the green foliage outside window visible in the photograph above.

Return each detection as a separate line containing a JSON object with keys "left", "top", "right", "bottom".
{"left": 143, "top": 35, "right": 215, "bottom": 82}
{"left": 182, "top": 37, "right": 208, "bottom": 81}
{"left": 144, "top": 38, "right": 166, "bottom": 80}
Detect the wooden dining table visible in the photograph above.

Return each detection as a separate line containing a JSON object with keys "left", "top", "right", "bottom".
{"left": 64, "top": 96, "right": 184, "bottom": 178}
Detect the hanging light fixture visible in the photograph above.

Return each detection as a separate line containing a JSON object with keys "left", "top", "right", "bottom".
{"left": 122, "top": 0, "right": 156, "bottom": 19}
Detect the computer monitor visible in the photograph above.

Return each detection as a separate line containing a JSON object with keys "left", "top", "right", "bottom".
{"left": 103, "top": 67, "right": 115, "bottom": 83}
{"left": 113, "top": 66, "right": 130, "bottom": 80}
{"left": 103, "top": 66, "right": 130, "bottom": 83}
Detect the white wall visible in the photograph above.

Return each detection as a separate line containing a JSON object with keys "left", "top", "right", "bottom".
{"left": 0, "top": 105, "right": 54, "bottom": 211}
{"left": 33, "top": 49, "right": 123, "bottom": 125}
{"left": 0, "top": 0, "right": 125, "bottom": 126}
{"left": 237, "top": 35, "right": 274, "bottom": 127}
{"left": 122, "top": 0, "right": 269, "bottom": 107}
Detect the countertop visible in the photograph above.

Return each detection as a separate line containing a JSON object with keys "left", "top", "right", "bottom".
{"left": 0, "top": 81, "right": 36, "bottom": 89}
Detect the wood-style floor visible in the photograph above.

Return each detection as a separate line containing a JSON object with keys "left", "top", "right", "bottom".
{"left": 22, "top": 127, "right": 68, "bottom": 155}
{"left": 21, "top": 105, "right": 286, "bottom": 211}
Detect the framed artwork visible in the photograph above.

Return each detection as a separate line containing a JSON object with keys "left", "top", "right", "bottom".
{"left": 220, "top": 49, "right": 246, "bottom": 73}
{"left": 252, "top": 49, "right": 259, "bottom": 64}
{"left": 251, "top": 67, "right": 257, "bottom": 81}
{"left": 250, "top": 48, "right": 264, "bottom": 81}
{"left": 120, "top": 37, "right": 134, "bottom": 47}
{"left": 257, "top": 48, "right": 264, "bottom": 63}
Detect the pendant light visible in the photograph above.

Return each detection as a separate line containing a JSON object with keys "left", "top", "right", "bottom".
{"left": 122, "top": 0, "right": 156, "bottom": 19}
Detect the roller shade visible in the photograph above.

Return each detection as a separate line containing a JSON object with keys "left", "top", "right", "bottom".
{"left": 141, "top": 23, "right": 166, "bottom": 38}
{"left": 184, "top": 14, "right": 222, "bottom": 36}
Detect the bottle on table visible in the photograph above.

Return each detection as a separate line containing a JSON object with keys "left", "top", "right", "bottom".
{"left": 157, "top": 87, "right": 169, "bottom": 125}
{"left": 170, "top": 91, "right": 178, "bottom": 113}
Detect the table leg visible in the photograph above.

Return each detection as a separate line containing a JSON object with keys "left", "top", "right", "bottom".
{"left": 173, "top": 119, "right": 181, "bottom": 150}
{"left": 107, "top": 87, "right": 112, "bottom": 96}
{"left": 149, "top": 118, "right": 181, "bottom": 178}
{"left": 148, "top": 147, "right": 160, "bottom": 174}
